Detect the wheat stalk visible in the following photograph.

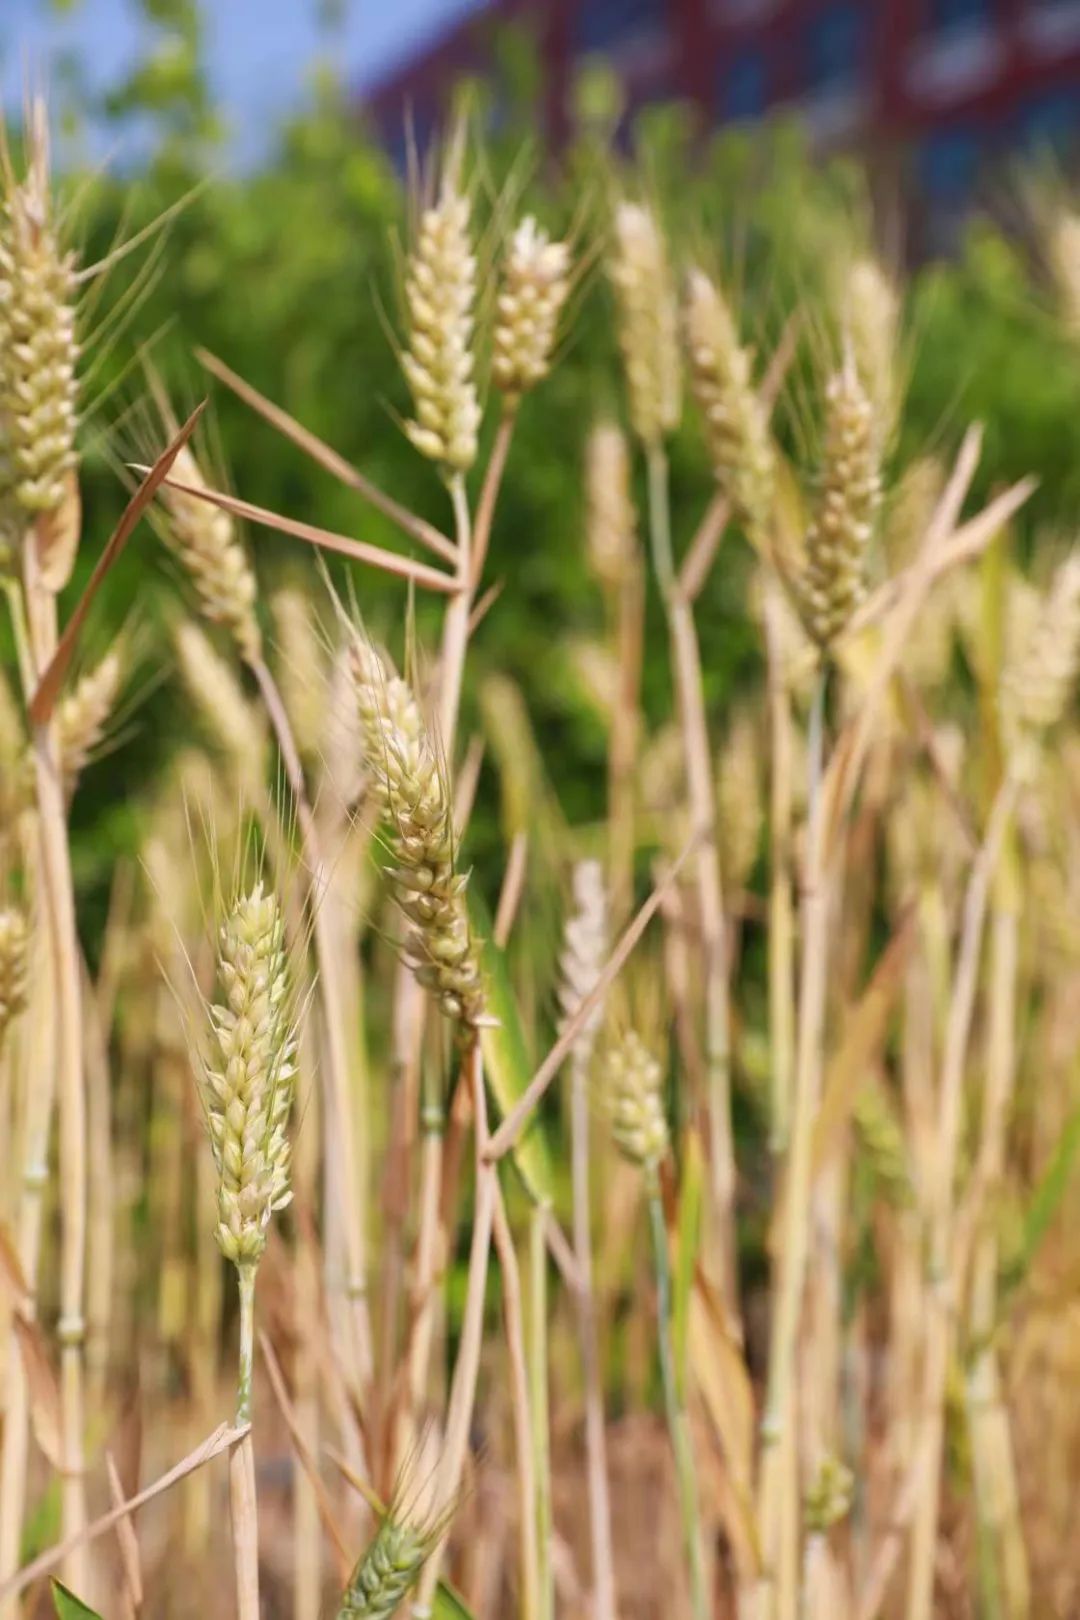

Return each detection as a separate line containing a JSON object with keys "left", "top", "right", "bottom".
{"left": 559, "top": 860, "right": 617, "bottom": 1620}
{"left": 0, "top": 105, "right": 89, "bottom": 1587}
{"left": 600, "top": 1030, "right": 707, "bottom": 1620}
{"left": 200, "top": 879, "right": 298, "bottom": 1620}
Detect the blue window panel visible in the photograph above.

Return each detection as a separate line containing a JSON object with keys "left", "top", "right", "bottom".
{"left": 1021, "top": 86, "right": 1079, "bottom": 151}
{"left": 720, "top": 45, "right": 769, "bottom": 119}
{"left": 919, "top": 127, "right": 982, "bottom": 201}
{"left": 929, "top": 0, "right": 991, "bottom": 32}
{"left": 576, "top": 0, "right": 667, "bottom": 54}
{"left": 806, "top": 2, "right": 865, "bottom": 89}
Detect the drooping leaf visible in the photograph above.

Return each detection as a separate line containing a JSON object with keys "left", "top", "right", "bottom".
{"left": 14, "top": 1315, "right": 64, "bottom": 1471}
{"left": 434, "top": 1580, "right": 478, "bottom": 1620}
{"left": 672, "top": 1127, "right": 703, "bottom": 1403}
{"left": 471, "top": 891, "right": 555, "bottom": 1208}
{"left": 51, "top": 1580, "right": 104, "bottom": 1620}
{"left": 1006, "top": 1098, "right": 1080, "bottom": 1292}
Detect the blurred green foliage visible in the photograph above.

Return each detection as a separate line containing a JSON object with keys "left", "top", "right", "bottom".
{"left": 10, "top": 4, "right": 1080, "bottom": 927}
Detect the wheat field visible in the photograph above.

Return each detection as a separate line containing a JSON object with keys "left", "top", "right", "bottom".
{"left": 1, "top": 95, "right": 1080, "bottom": 1620}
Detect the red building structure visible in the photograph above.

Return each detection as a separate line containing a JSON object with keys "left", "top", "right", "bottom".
{"left": 364, "top": 0, "right": 1080, "bottom": 222}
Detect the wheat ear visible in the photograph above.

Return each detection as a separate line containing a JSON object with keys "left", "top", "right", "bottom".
{"left": 0, "top": 108, "right": 78, "bottom": 523}
{"left": 683, "top": 267, "right": 774, "bottom": 542}
{"left": 338, "top": 1509, "right": 440, "bottom": 1620}
{"left": 161, "top": 444, "right": 261, "bottom": 661}
{"left": 401, "top": 146, "right": 480, "bottom": 476}
{"left": 609, "top": 201, "right": 681, "bottom": 449}
{"left": 350, "top": 633, "right": 484, "bottom": 1031}
{"left": 796, "top": 353, "right": 883, "bottom": 649}
{"left": 56, "top": 647, "right": 125, "bottom": 797}
{"left": 492, "top": 216, "right": 571, "bottom": 402}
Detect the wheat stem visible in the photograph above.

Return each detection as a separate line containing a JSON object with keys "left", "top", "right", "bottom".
{"left": 904, "top": 778, "right": 1016, "bottom": 1620}
{"left": 413, "top": 1040, "right": 495, "bottom": 1613}
{"left": 21, "top": 553, "right": 89, "bottom": 1592}
{"left": 757, "top": 663, "right": 828, "bottom": 1609}
{"left": 650, "top": 438, "right": 739, "bottom": 1321}
{"left": 646, "top": 1168, "right": 708, "bottom": 1620}
{"left": 440, "top": 471, "right": 473, "bottom": 750}
{"left": 646, "top": 445, "right": 675, "bottom": 600}
{"left": 229, "top": 1265, "right": 260, "bottom": 1620}
{"left": 966, "top": 848, "right": 1030, "bottom": 1620}
{"left": 764, "top": 580, "right": 796, "bottom": 1152}
{"left": 570, "top": 1041, "right": 618, "bottom": 1620}
{"left": 528, "top": 1203, "right": 554, "bottom": 1620}
{"left": 491, "top": 1187, "right": 541, "bottom": 1620}
{"left": 0, "top": 870, "right": 57, "bottom": 1616}
{"left": 249, "top": 653, "right": 373, "bottom": 1393}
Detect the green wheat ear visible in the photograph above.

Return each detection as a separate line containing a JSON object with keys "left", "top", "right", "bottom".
{"left": 337, "top": 1514, "right": 433, "bottom": 1620}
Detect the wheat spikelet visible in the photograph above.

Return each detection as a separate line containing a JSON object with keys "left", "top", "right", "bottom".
{"left": 492, "top": 215, "right": 571, "bottom": 401}
{"left": 0, "top": 108, "right": 78, "bottom": 520}
{"left": 57, "top": 647, "right": 125, "bottom": 795}
{"left": 609, "top": 201, "right": 681, "bottom": 447}
{"left": 1001, "top": 552, "right": 1080, "bottom": 753}
{"left": 401, "top": 150, "right": 480, "bottom": 474}
{"left": 349, "top": 634, "right": 484, "bottom": 1030}
{"left": 337, "top": 1513, "right": 434, "bottom": 1619}
{"left": 0, "top": 903, "right": 28, "bottom": 1047}
{"left": 173, "top": 618, "right": 266, "bottom": 788}
{"left": 796, "top": 353, "right": 882, "bottom": 648}
{"left": 683, "top": 267, "right": 774, "bottom": 540}
{"left": 202, "top": 882, "right": 297, "bottom": 1268}
{"left": 558, "top": 859, "right": 608, "bottom": 1068}
{"left": 804, "top": 1454, "right": 854, "bottom": 1534}
{"left": 600, "top": 1029, "right": 669, "bottom": 1172}
{"left": 161, "top": 445, "right": 261, "bottom": 661}
{"left": 586, "top": 420, "right": 638, "bottom": 589}
{"left": 716, "top": 709, "right": 762, "bottom": 893}
{"left": 0, "top": 424, "right": 23, "bottom": 575}
{"left": 843, "top": 254, "right": 900, "bottom": 445}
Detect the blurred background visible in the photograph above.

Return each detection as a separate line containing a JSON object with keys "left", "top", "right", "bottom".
{"left": 2, "top": 0, "right": 1080, "bottom": 918}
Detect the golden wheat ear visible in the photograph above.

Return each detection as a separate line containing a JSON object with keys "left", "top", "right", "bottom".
{"left": 200, "top": 880, "right": 298, "bottom": 1274}
{"left": 683, "top": 265, "right": 775, "bottom": 544}
{"left": 492, "top": 215, "right": 572, "bottom": 402}
{"left": 795, "top": 350, "right": 883, "bottom": 649}
{"left": 400, "top": 140, "right": 481, "bottom": 476}
{"left": 0, "top": 102, "right": 79, "bottom": 533}
{"left": 609, "top": 199, "right": 682, "bottom": 448}
{"left": 348, "top": 629, "right": 485, "bottom": 1032}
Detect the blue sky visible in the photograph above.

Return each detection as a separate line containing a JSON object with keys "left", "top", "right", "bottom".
{"left": 0, "top": 0, "right": 479, "bottom": 160}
